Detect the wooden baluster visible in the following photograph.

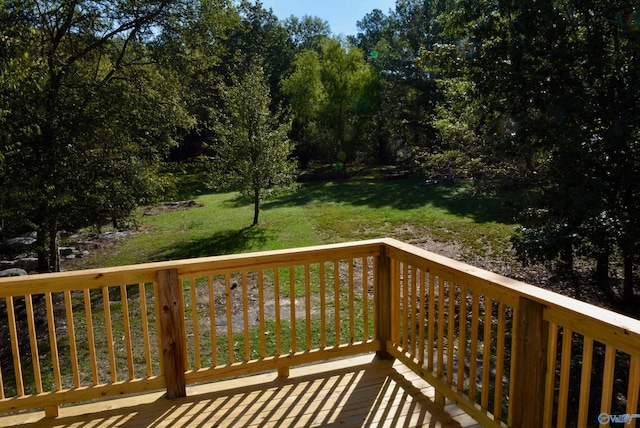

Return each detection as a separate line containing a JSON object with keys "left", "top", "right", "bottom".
{"left": 242, "top": 272, "right": 250, "bottom": 360}
{"left": 25, "top": 295, "right": 42, "bottom": 393}
{"left": 139, "top": 283, "right": 153, "bottom": 377}
{"left": 435, "top": 275, "right": 445, "bottom": 405}
{"left": 275, "top": 269, "right": 288, "bottom": 378}
{"left": 320, "top": 263, "right": 326, "bottom": 349}
{"left": 6, "top": 297, "right": 23, "bottom": 396}
{"left": 577, "top": 337, "right": 594, "bottom": 427}
{"left": 627, "top": 355, "right": 640, "bottom": 428}
{"left": 362, "top": 257, "right": 369, "bottom": 342}
{"left": 447, "top": 281, "right": 455, "bottom": 385}
{"left": 305, "top": 264, "right": 312, "bottom": 350}
{"left": 600, "top": 345, "right": 616, "bottom": 427}
{"left": 417, "top": 268, "right": 426, "bottom": 366}
{"left": 83, "top": 289, "right": 99, "bottom": 384}
{"left": 259, "top": 270, "right": 266, "bottom": 359}
{"left": 45, "top": 292, "right": 62, "bottom": 391}
{"left": 190, "top": 278, "right": 200, "bottom": 370}
{"left": 333, "top": 261, "right": 340, "bottom": 348}
{"left": 208, "top": 276, "right": 218, "bottom": 367}
{"left": 403, "top": 262, "right": 409, "bottom": 352}
{"left": 102, "top": 287, "right": 117, "bottom": 383}
{"left": 457, "top": 285, "right": 467, "bottom": 394}
{"left": 557, "top": 327, "right": 573, "bottom": 426}
{"left": 348, "top": 260, "right": 354, "bottom": 345}
{"left": 481, "top": 297, "right": 492, "bottom": 409}
{"left": 120, "top": 285, "right": 134, "bottom": 380}
{"left": 290, "top": 267, "right": 297, "bottom": 352}
{"left": 468, "top": 291, "right": 480, "bottom": 402}
{"left": 543, "top": 322, "right": 558, "bottom": 427}
{"left": 410, "top": 265, "right": 417, "bottom": 358}
{"left": 493, "top": 301, "right": 506, "bottom": 421}
{"left": 64, "top": 290, "right": 80, "bottom": 388}
{"left": 274, "top": 269, "right": 282, "bottom": 355}
{"left": 225, "top": 274, "right": 234, "bottom": 364}
{"left": 427, "top": 271, "right": 435, "bottom": 371}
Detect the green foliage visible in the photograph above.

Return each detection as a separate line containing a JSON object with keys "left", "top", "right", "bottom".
{"left": 281, "top": 38, "right": 376, "bottom": 165}
{"left": 443, "top": 0, "right": 640, "bottom": 296}
{"left": 351, "top": 0, "right": 457, "bottom": 164}
{"left": 208, "top": 62, "right": 297, "bottom": 226}
{"left": 0, "top": 0, "right": 195, "bottom": 270}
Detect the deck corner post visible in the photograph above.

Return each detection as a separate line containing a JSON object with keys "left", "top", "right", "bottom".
{"left": 157, "top": 268, "right": 187, "bottom": 399}
{"left": 376, "top": 244, "right": 393, "bottom": 360}
{"left": 511, "top": 296, "right": 548, "bottom": 427}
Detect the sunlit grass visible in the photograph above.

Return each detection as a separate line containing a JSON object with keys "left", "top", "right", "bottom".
{"left": 81, "top": 175, "right": 521, "bottom": 268}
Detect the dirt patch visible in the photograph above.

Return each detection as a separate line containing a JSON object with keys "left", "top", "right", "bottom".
{"left": 142, "top": 200, "right": 203, "bottom": 216}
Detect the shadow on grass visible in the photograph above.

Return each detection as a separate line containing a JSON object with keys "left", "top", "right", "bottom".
{"left": 149, "top": 226, "right": 270, "bottom": 261}
{"left": 263, "top": 179, "right": 523, "bottom": 225}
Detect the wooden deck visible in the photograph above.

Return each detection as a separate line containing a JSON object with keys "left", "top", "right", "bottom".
{"left": 0, "top": 354, "right": 480, "bottom": 428}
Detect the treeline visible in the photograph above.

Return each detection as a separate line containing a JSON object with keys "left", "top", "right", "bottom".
{"left": 1, "top": 0, "right": 639, "bottom": 302}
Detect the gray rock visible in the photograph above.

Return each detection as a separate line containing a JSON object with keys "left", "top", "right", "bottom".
{"left": 0, "top": 268, "right": 28, "bottom": 277}
{"left": 3, "top": 236, "right": 36, "bottom": 252}
{"left": 0, "top": 260, "right": 15, "bottom": 269}
{"left": 59, "top": 247, "right": 76, "bottom": 257}
{"left": 14, "top": 258, "right": 39, "bottom": 272}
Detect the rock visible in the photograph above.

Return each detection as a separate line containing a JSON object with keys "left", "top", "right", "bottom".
{"left": 0, "top": 268, "right": 28, "bottom": 277}
{"left": 14, "top": 258, "right": 39, "bottom": 272}
{"left": 0, "top": 260, "right": 15, "bottom": 269}
{"left": 59, "top": 247, "right": 76, "bottom": 257}
{"left": 3, "top": 236, "right": 36, "bottom": 253}
{"left": 101, "top": 231, "right": 129, "bottom": 239}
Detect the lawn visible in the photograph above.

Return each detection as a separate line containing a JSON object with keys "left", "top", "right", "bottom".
{"left": 81, "top": 175, "right": 523, "bottom": 269}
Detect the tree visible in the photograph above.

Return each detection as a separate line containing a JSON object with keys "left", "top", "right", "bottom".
{"left": 0, "top": 0, "right": 193, "bottom": 271}
{"left": 209, "top": 63, "right": 296, "bottom": 226}
{"left": 446, "top": 0, "right": 640, "bottom": 298}
{"left": 351, "top": 0, "right": 456, "bottom": 164}
{"left": 281, "top": 38, "right": 375, "bottom": 165}
{"left": 284, "top": 15, "right": 331, "bottom": 51}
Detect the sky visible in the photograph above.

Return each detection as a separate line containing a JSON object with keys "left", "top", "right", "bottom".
{"left": 259, "top": 0, "right": 397, "bottom": 37}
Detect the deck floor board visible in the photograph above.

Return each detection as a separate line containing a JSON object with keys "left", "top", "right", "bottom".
{"left": 0, "top": 354, "right": 481, "bottom": 428}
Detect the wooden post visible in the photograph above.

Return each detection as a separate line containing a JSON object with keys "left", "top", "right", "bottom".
{"left": 376, "top": 245, "right": 393, "bottom": 360}
{"left": 510, "top": 297, "right": 548, "bottom": 427}
{"left": 157, "top": 269, "right": 187, "bottom": 399}
{"left": 277, "top": 367, "right": 290, "bottom": 378}
{"left": 44, "top": 405, "right": 59, "bottom": 418}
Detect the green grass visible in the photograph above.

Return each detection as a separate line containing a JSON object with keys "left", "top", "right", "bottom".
{"left": 84, "top": 176, "right": 523, "bottom": 268}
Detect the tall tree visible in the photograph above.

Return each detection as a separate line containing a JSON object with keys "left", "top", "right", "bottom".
{"left": 447, "top": 0, "right": 640, "bottom": 298}
{"left": 209, "top": 63, "right": 296, "bottom": 226}
{"left": 352, "top": 0, "right": 456, "bottom": 164}
{"left": 282, "top": 38, "right": 375, "bottom": 165}
{"left": 0, "top": 0, "right": 193, "bottom": 271}
{"left": 284, "top": 15, "right": 331, "bottom": 51}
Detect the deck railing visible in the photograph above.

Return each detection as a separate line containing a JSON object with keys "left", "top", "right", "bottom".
{"left": 0, "top": 238, "right": 638, "bottom": 427}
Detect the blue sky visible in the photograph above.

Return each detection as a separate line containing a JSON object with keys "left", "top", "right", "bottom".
{"left": 259, "top": 0, "right": 397, "bottom": 36}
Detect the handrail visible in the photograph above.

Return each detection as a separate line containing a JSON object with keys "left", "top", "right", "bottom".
{"left": 0, "top": 239, "right": 383, "bottom": 415}
{"left": 0, "top": 238, "right": 638, "bottom": 427}
{"left": 382, "top": 238, "right": 640, "bottom": 428}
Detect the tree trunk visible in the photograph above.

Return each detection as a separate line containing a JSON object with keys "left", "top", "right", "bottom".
{"left": 252, "top": 188, "right": 260, "bottom": 226}
{"left": 623, "top": 253, "right": 635, "bottom": 302}
{"left": 595, "top": 252, "right": 614, "bottom": 299}
{"left": 36, "top": 223, "right": 50, "bottom": 273}
{"left": 49, "top": 216, "right": 60, "bottom": 272}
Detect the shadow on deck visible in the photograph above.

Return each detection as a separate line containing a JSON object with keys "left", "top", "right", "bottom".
{"left": 0, "top": 354, "right": 480, "bottom": 428}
